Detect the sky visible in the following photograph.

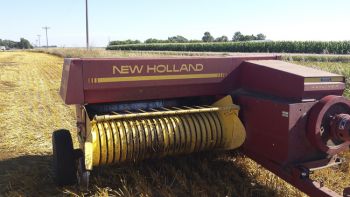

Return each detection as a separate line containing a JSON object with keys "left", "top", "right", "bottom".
{"left": 0, "top": 0, "right": 349, "bottom": 47}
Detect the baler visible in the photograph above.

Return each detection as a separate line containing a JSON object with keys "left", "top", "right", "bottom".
{"left": 54, "top": 55, "right": 350, "bottom": 196}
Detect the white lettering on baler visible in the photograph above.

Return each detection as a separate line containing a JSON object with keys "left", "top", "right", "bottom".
{"left": 113, "top": 64, "right": 204, "bottom": 75}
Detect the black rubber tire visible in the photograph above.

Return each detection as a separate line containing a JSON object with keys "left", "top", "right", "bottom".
{"left": 52, "top": 129, "right": 77, "bottom": 186}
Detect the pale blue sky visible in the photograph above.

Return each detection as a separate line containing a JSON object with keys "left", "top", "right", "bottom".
{"left": 1, "top": 0, "right": 349, "bottom": 47}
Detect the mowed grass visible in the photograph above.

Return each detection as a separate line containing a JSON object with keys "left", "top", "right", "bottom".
{"left": 0, "top": 50, "right": 349, "bottom": 196}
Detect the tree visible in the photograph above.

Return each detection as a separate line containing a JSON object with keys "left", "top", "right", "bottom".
{"left": 109, "top": 39, "right": 141, "bottom": 45}
{"left": 214, "top": 35, "right": 228, "bottom": 42}
{"left": 168, "top": 35, "right": 188, "bottom": 43}
{"left": 232, "top": 31, "right": 244, "bottom": 41}
{"left": 18, "top": 38, "right": 33, "bottom": 49}
{"left": 256, "top": 33, "right": 266, "bottom": 40}
{"left": 243, "top": 34, "right": 256, "bottom": 41}
{"left": 0, "top": 38, "right": 33, "bottom": 49}
{"left": 202, "top": 32, "right": 214, "bottom": 42}
{"left": 232, "top": 32, "right": 267, "bottom": 41}
{"left": 145, "top": 38, "right": 159, "bottom": 43}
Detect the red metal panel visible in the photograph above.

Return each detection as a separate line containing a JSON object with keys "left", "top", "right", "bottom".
{"left": 303, "top": 83, "right": 345, "bottom": 99}
{"left": 238, "top": 95, "right": 291, "bottom": 163}
{"left": 240, "top": 61, "right": 304, "bottom": 100}
{"left": 237, "top": 95, "right": 324, "bottom": 165}
{"left": 60, "top": 55, "right": 345, "bottom": 105}
{"left": 82, "top": 57, "right": 234, "bottom": 103}
{"left": 83, "top": 57, "right": 231, "bottom": 89}
{"left": 59, "top": 59, "right": 84, "bottom": 104}
{"left": 84, "top": 84, "right": 227, "bottom": 104}
{"left": 287, "top": 102, "right": 323, "bottom": 162}
{"left": 60, "top": 56, "right": 278, "bottom": 104}
{"left": 239, "top": 61, "right": 345, "bottom": 101}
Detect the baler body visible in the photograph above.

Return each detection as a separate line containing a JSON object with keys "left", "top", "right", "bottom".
{"left": 56, "top": 55, "right": 350, "bottom": 196}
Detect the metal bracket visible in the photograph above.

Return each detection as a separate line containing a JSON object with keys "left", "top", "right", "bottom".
{"left": 244, "top": 150, "right": 345, "bottom": 197}
{"left": 291, "top": 155, "right": 345, "bottom": 197}
{"left": 77, "top": 153, "right": 90, "bottom": 191}
{"left": 298, "top": 155, "right": 343, "bottom": 172}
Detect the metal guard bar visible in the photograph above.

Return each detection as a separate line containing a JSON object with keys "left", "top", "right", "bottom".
{"left": 94, "top": 104, "right": 239, "bottom": 122}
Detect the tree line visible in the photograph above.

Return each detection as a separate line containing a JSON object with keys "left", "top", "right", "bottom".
{"left": 0, "top": 38, "right": 33, "bottom": 49}
{"left": 109, "top": 32, "right": 266, "bottom": 46}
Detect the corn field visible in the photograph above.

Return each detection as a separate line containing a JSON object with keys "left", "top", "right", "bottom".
{"left": 107, "top": 41, "right": 350, "bottom": 54}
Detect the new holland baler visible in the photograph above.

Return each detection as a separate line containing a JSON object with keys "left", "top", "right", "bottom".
{"left": 54, "top": 55, "right": 350, "bottom": 196}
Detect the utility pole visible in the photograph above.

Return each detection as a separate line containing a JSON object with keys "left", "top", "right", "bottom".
{"left": 37, "top": 35, "right": 41, "bottom": 47}
{"left": 42, "top": 26, "right": 50, "bottom": 48}
{"left": 85, "top": 0, "right": 89, "bottom": 50}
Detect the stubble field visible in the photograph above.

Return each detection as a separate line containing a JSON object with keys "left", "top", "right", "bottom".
{"left": 0, "top": 50, "right": 350, "bottom": 196}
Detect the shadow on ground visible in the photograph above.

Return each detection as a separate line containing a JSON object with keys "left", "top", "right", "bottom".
{"left": 0, "top": 151, "right": 279, "bottom": 197}
{"left": 0, "top": 154, "right": 59, "bottom": 196}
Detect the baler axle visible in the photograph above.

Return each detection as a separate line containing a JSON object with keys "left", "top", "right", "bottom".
{"left": 331, "top": 113, "right": 350, "bottom": 142}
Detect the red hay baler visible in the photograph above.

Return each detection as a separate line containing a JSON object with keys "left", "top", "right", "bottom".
{"left": 54, "top": 55, "right": 350, "bottom": 196}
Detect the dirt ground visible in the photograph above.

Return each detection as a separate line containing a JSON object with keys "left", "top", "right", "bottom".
{"left": 0, "top": 51, "right": 348, "bottom": 196}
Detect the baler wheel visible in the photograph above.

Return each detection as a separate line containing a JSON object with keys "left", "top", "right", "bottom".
{"left": 52, "top": 129, "right": 77, "bottom": 186}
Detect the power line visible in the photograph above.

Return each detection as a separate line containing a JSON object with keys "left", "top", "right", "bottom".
{"left": 85, "top": 0, "right": 89, "bottom": 50}
{"left": 42, "top": 26, "right": 50, "bottom": 48}
{"left": 37, "top": 35, "right": 41, "bottom": 47}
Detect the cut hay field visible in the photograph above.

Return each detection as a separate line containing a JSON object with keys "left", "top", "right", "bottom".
{"left": 0, "top": 50, "right": 350, "bottom": 196}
